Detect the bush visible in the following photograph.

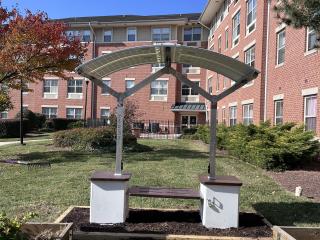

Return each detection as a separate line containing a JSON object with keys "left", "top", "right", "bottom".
{"left": 67, "top": 120, "right": 85, "bottom": 129}
{"left": 45, "top": 118, "right": 78, "bottom": 131}
{"left": 184, "top": 122, "right": 320, "bottom": 171}
{"left": 15, "top": 109, "right": 46, "bottom": 130}
{"left": 182, "top": 127, "right": 198, "bottom": 135}
{"left": 53, "top": 126, "right": 137, "bottom": 151}
{"left": 0, "top": 119, "right": 29, "bottom": 138}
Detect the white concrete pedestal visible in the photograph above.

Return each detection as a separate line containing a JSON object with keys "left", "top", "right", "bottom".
{"left": 199, "top": 175, "right": 242, "bottom": 229}
{"left": 90, "top": 171, "right": 131, "bottom": 224}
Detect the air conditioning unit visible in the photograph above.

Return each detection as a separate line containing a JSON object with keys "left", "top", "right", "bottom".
{"left": 44, "top": 93, "right": 58, "bottom": 99}
{"left": 68, "top": 93, "right": 83, "bottom": 99}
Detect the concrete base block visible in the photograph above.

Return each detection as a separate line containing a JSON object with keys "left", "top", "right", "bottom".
{"left": 199, "top": 175, "right": 242, "bottom": 229}
{"left": 90, "top": 171, "right": 131, "bottom": 224}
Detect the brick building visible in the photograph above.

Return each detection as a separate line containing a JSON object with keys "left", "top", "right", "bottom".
{"left": 200, "top": 0, "right": 319, "bottom": 136}
{"left": 2, "top": 13, "right": 209, "bottom": 131}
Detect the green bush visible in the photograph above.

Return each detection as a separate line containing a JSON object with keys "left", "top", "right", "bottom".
{"left": 184, "top": 122, "right": 319, "bottom": 171}
{"left": 0, "top": 119, "right": 29, "bottom": 138}
{"left": 67, "top": 120, "right": 85, "bottom": 129}
{"left": 45, "top": 118, "right": 78, "bottom": 131}
{"left": 182, "top": 127, "right": 198, "bottom": 135}
{"left": 15, "top": 109, "right": 46, "bottom": 130}
{"left": 53, "top": 126, "right": 137, "bottom": 151}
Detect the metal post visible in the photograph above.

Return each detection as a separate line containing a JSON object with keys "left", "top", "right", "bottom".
{"left": 20, "top": 79, "right": 24, "bottom": 145}
{"left": 209, "top": 101, "right": 218, "bottom": 179}
{"left": 115, "top": 99, "right": 124, "bottom": 175}
{"left": 84, "top": 79, "right": 89, "bottom": 125}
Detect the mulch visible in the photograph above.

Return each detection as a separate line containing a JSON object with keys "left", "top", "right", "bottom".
{"left": 62, "top": 207, "right": 272, "bottom": 238}
{"left": 268, "top": 161, "right": 320, "bottom": 201}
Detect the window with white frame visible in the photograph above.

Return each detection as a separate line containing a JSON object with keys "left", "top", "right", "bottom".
{"left": 184, "top": 27, "right": 201, "bottom": 41}
{"left": 42, "top": 107, "right": 57, "bottom": 119}
{"left": 216, "top": 75, "right": 220, "bottom": 92}
{"left": 150, "top": 80, "right": 168, "bottom": 101}
{"left": 125, "top": 79, "right": 135, "bottom": 91}
{"left": 245, "top": 45, "right": 255, "bottom": 67}
{"left": 152, "top": 27, "right": 170, "bottom": 41}
{"left": 306, "top": 28, "right": 317, "bottom": 52}
{"left": 218, "top": 36, "right": 222, "bottom": 53}
{"left": 229, "top": 106, "right": 237, "bottom": 126}
{"left": 243, "top": 104, "right": 253, "bottom": 125}
{"left": 304, "top": 95, "right": 317, "bottom": 131}
{"left": 274, "top": 100, "right": 283, "bottom": 125}
{"left": 182, "top": 64, "right": 200, "bottom": 74}
{"left": 181, "top": 81, "right": 199, "bottom": 102}
{"left": 246, "top": 0, "right": 257, "bottom": 34}
{"left": 43, "top": 79, "right": 58, "bottom": 99}
{"left": 181, "top": 115, "right": 197, "bottom": 129}
{"left": 222, "top": 108, "right": 226, "bottom": 125}
{"left": 66, "top": 108, "right": 82, "bottom": 119}
{"left": 232, "top": 11, "right": 241, "bottom": 46}
{"left": 152, "top": 63, "right": 165, "bottom": 72}
{"left": 104, "top": 30, "right": 112, "bottom": 42}
{"left": 82, "top": 30, "right": 91, "bottom": 42}
{"left": 102, "top": 80, "right": 111, "bottom": 95}
{"left": 208, "top": 77, "right": 213, "bottom": 94}
{"left": 127, "top": 27, "right": 137, "bottom": 42}
{"left": 223, "top": 77, "right": 228, "bottom": 89}
{"left": 277, "top": 29, "right": 286, "bottom": 65}
{"left": 67, "top": 79, "right": 83, "bottom": 99}
{"left": 0, "top": 111, "right": 8, "bottom": 119}
{"left": 225, "top": 28, "right": 229, "bottom": 49}
{"left": 100, "top": 108, "right": 110, "bottom": 120}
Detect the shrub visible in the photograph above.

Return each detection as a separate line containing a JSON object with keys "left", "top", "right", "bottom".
{"left": 0, "top": 119, "right": 29, "bottom": 138}
{"left": 15, "top": 109, "right": 46, "bottom": 130}
{"left": 44, "top": 118, "right": 78, "bottom": 131}
{"left": 53, "top": 126, "right": 137, "bottom": 151}
{"left": 67, "top": 120, "right": 85, "bottom": 129}
{"left": 182, "top": 127, "right": 198, "bottom": 135}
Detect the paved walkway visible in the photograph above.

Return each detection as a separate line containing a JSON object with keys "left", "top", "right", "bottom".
{"left": 0, "top": 139, "right": 51, "bottom": 147}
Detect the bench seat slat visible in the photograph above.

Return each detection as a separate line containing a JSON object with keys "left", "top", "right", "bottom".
{"left": 129, "top": 186, "right": 200, "bottom": 199}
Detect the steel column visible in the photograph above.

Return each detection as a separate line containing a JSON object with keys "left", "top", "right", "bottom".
{"left": 209, "top": 101, "right": 218, "bottom": 179}
{"left": 115, "top": 99, "right": 125, "bottom": 175}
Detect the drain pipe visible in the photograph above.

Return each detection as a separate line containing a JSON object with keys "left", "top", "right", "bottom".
{"left": 89, "top": 22, "right": 96, "bottom": 119}
{"left": 264, "top": 0, "right": 271, "bottom": 122}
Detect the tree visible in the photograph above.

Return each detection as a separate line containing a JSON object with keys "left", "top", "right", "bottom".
{"left": 0, "top": 91, "right": 13, "bottom": 112}
{"left": 274, "top": 0, "right": 320, "bottom": 46}
{"left": 0, "top": 4, "right": 87, "bottom": 90}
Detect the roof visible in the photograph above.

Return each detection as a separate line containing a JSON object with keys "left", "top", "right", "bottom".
{"left": 76, "top": 44, "right": 259, "bottom": 84}
{"left": 171, "top": 103, "right": 206, "bottom": 112}
{"left": 55, "top": 13, "right": 201, "bottom": 24}
{"left": 199, "top": 0, "right": 224, "bottom": 27}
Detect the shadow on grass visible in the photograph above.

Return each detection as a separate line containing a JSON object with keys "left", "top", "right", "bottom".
{"left": 254, "top": 201, "right": 320, "bottom": 226}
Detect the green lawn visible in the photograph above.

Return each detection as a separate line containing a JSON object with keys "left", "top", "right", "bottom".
{"left": 0, "top": 132, "right": 53, "bottom": 142}
{"left": 0, "top": 139, "right": 319, "bottom": 226}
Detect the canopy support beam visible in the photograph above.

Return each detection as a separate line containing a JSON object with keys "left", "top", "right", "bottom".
{"left": 115, "top": 98, "right": 124, "bottom": 175}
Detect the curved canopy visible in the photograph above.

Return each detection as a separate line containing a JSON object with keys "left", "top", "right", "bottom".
{"left": 76, "top": 44, "right": 259, "bottom": 82}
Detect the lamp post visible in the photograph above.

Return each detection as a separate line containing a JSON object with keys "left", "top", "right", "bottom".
{"left": 84, "top": 79, "right": 90, "bottom": 125}
{"left": 20, "top": 79, "right": 24, "bottom": 145}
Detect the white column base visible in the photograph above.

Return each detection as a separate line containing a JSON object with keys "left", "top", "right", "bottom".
{"left": 199, "top": 175, "right": 242, "bottom": 229}
{"left": 90, "top": 171, "right": 131, "bottom": 224}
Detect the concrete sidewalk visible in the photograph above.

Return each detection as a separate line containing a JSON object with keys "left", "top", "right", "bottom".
{"left": 0, "top": 139, "right": 52, "bottom": 147}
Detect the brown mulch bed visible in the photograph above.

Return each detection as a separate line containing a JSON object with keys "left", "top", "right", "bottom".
{"left": 268, "top": 162, "right": 320, "bottom": 201}
{"left": 62, "top": 207, "right": 272, "bottom": 238}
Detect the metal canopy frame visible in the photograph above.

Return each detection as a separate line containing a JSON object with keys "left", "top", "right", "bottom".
{"left": 76, "top": 44, "right": 259, "bottom": 179}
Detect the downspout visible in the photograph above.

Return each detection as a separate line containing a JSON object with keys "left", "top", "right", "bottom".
{"left": 89, "top": 22, "right": 96, "bottom": 119}
{"left": 264, "top": 0, "right": 271, "bottom": 122}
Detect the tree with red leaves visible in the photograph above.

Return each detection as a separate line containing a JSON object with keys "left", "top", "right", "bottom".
{"left": 0, "top": 4, "right": 87, "bottom": 110}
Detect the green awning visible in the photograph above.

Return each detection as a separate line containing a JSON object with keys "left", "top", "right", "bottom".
{"left": 171, "top": 103, "right": 206, "bottom": 112}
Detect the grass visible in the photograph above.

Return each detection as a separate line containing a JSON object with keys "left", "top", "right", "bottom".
{"left": 0, "top": 139, "right": 319, "bottom": 226}
{"left": 0, "top": 132, "right": 53, "bottom": 142}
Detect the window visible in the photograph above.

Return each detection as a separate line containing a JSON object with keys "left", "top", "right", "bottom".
{"left": 243, "top": 104, "right": 253, "bottom": 125}
{"left": 100, "top": 108, "right": 110, "bottom": 120}
{"left": 67, "top": 79, "right": 83, "bottom": 99}
{"left": 182, "top": 64, "right": 200, "bottom": 74}
{"left": 245, "top": 45, "right": 255, "bottom": 67}
{"left": 0, "top": 111, "right": 8, "bottom": 119}
{"left": 246, "top": 0, "right": 257, "bottom": 34}
{"left": 216, "top": 75, "right": 220, "bottom": 92}
{"left": 150, "top": 80, "right": 168, "bottom": 101}
{"left": 82, "top": 30, "right": 91, "bottom": 42}
{"left": 277, "top": 29, "right": 286, "bottom": 65}
{"left": 208, "top": 77, "right": 213, "bottom": 94}
{"left": 102, "top": 80, "right": 111, "bottom": 95}
{"left": 274, "top": 100, "right": 283, "bottom": 125}
{"left": 125, "top": 80, "right": 135, "bottom": 91}
{"left": 229, "top": 106, "right": 237, "bottom": 126}
{"left": 43, "top": 79, "right": 58, "bottom": 99}
{"left": 152, "top": 27, "right": 170, "bottom": 41}
{"left": 127, "top": 27, "right": 137, "bottom": 42}
{"left": 66, "top": 108, "right": 82, "bottom": 119}
{"left": 218, "top": 36, "right": 222, "bottom": 53}
{"left": 181, "top": 81, "right": 199, "bottom": 102}
{"left": 104, "top": 30, "right": 112, "bottom": 42}
{"left": 223, "top": 77, "right": 228, "bottom": 89}
{"left": 304, "top": 95, "right": 317, "bottom": 131}
{"left": 232, "top": 11, "right": 241, "bottom": 46}
{"left": 184, "top": 27, "right": 201, "bottom": 41}
{"left": 222, "top": 108, "right": 226, "bottom": 125}
{"left": 152, "top": 63, "right": 165, "bottom": 72}
{"left": 225, "top": 29, "right": 229, "bottom": 49}
{"left": 306, "top": 28, "right": 317, "bottom": 52}
{"left": 181, "top": 115, "right": 197, "bottom": 129}
{"left": 42, "top": 107, "right": 57, "bottom": 119}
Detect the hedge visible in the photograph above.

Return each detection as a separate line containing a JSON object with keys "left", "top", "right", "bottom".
{"left": 45, "top": 118, "right": 78, "bottom": 131}
{"left": 53, "top": 126, "right": 137, "bottom": 151}
{"left": 15, "top": 109, "right": 46, "bottom": 130}
{"left": 185, "top": 122, "right": 320, "bottom": 171}
{"left": 0, "top": 119, "right": 29, "bottom": 138}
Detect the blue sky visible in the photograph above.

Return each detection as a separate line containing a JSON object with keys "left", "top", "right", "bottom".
{"left": 2, "top": 0, "right": 207, "bottom": 19}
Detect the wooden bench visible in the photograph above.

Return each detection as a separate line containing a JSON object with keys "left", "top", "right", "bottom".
{"left": 128, "top": 186, "right": 200, "bottom": 200}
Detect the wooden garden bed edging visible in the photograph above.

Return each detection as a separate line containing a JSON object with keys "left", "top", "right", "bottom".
{"left": 21, "top": 222, "right": 73, "bottom": 240}
{"left": 273, "top": 226, "right": 320, "bottom": 240}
